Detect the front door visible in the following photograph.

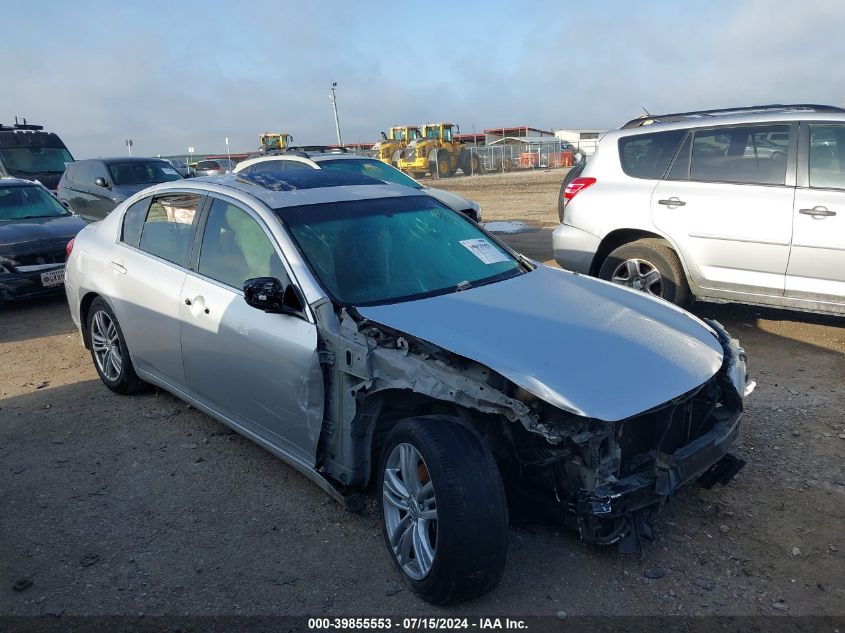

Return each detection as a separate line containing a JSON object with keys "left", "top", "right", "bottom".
{"left": 785, "top": 123, "right": 845, "bottom": 307}
{"left": 652, "top": 123, "right": 796, "bottom": 296}
{"left": 179, "top": 195, "right": 323, "bottom": 465}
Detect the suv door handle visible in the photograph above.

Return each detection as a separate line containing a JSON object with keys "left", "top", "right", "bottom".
{"left": 658, "top": 197, "right": 686, "bottom": 207}
{"left": 109, "top": 261, "right": 126, "bottom": 274}
{"left": 799, "top": 206, "right": 836, "bottom": 218}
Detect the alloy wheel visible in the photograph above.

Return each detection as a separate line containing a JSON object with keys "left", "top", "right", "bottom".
{"left": 382, "top": 442, "right": 438, "bottom": 580}
{"left": 610, "top": 258, "right": 664, "bottom": 296}
{"left": 91, "top": 309, "right": 123, "bottom": 381}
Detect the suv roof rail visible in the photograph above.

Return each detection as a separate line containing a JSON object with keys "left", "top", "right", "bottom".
{"left": 621, "top": 104, "right": 845, "bottom": 129}
{"left": 0, "top": 122, "right": 46, "bottom": 132}
{"left": 285, "top": 145, "right": 348, "bottom": 155}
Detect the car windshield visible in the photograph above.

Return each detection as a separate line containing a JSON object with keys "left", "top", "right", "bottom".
{"left": 318, "top": 158, "right": 422, "bottom": 189}
{"left": 0, "top": 185, "right": 71, "bottom": 220}
{"left": 108, "top": 161, "right": 182, "bottom": 185}
{"left": 278, "top": 195, "right": 523, "bottom": 306}
{"left": 0, "top": 147, "right": 73, "bottom": 174}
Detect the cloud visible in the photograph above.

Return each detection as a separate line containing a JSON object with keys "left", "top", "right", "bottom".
{"left": 2, "top": 0, "right": 842, "bottom": 158}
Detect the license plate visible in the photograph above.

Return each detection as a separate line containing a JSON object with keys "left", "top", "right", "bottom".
{"left": 40, "top": 269, "right": 65, "bottom": 287}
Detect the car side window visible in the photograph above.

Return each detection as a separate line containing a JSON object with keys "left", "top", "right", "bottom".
{"left": 74, "top": 162, "right": 91, "bottom": 185}
{"left": 121, "top": 197, "right": 152, "bottom": 248}
{"left": 90, "top": 161, "right": 109, "bottom": 184}
{"left": 618, "top": 130, "right": 686, "bottom": 179}
{"left": 137, "top": 193, "right": 202, "bottom": 267}
{"left": 248, "top": 160, "right": 286, "bottom": 174}
{"left": 690, "top": 124, "right": 789, "bottom": 186}
{"left": 808, "top": 125, "right": 845, "bottom": 190}
{"left": 197, "top": 198, "right": 289, "bottom": 290}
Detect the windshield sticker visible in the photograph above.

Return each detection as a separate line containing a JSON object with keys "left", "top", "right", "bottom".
{"left": 459, "top": 238, "right": 509, "bottom": 264}
{"left": 161, "top": 167, "right": 179, "bottom": 175}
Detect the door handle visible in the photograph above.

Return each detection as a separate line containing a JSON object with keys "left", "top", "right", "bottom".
{"left": 799, "top": 206, "right": 836, "bottom": 218}
{"left": 109, "top": 261, "right": 126, "bottom": 274}
{"left": 658, "top": 197, "right": 686, "bottom": 207}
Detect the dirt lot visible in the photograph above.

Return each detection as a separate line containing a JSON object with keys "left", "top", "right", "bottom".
{"left": 2, "top": 169, "right": 844, "bottom": 618}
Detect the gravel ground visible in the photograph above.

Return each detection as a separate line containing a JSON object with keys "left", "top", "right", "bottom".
{"left": 1, "top": 170, "right": 843, "bottom": 618}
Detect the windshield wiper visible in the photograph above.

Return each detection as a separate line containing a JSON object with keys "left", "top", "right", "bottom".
{"left": 456, "top": 280, "right": 472, "bottom": 292}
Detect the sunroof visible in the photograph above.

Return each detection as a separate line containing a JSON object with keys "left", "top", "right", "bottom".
{"left": 236, "top": 170, "right": 382, "bottom": 191}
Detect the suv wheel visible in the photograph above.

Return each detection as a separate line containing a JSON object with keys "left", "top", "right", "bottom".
{"left": 87, "top": 297, "right": 144, "bottom": 394}
{"left": 599, "top": 238, "right": 690, "bottom": 306}
{"left": 378, "top": 416, "right": 508, "bottom": 604}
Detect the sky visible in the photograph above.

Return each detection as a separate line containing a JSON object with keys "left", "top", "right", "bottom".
{"left": 3, "top": 0, "right": 844, "bottom": 158}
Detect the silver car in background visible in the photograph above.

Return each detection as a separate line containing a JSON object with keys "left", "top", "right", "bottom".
{"left": 65, "top": 169, "right": 752, "bottom": 604}
{"left": 553, "top": 104, "right": 845, "bottom": 315}
{"left": 193, "top": 158, "right": 235, "bottom": 177}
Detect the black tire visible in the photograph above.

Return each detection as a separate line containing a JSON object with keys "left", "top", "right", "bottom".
{"left": 462, "top": 153, "right": 482, "bottom": 176}
{"left": 598, "top": 238, "right": 691, "bottom": 307}
{"left": 557, "top": 162, "right": 586, "bottom": 221}
{"left": 413, "top": 171, "right": 426, "bottom": 179}
{"left": 429, "top": 150, "right": 451, "bottom": 179}
{"left": 377, "top": 416, "right": 508, "bottom": 605}
{"left": 86, "top": 297, "right": 144, "bottom": 394}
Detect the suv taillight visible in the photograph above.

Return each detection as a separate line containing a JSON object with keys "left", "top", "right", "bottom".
{"left": 66, "top": 238, "right": 75, "bottom": 257}
{"left": 563, "top": 177, "right": 597, "bottom": 206}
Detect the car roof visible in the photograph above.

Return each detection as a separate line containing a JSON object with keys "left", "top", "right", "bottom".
{"left": 74, "top": 157, "right": 170, "bottom": 165}
{"left": 0, "top": 177, "right": 44, "bottom": 188}
{"left": 141, "top": 170, "right": 425, "bottom": 209}
{"left": 607, "top": 109, "right": 845, "bottom": 140}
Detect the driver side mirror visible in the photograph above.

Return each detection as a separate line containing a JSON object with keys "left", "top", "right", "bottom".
{"left": 94, "top": 177, "right": 109, "bottom": 188}
{"left": 243, "top": 277, "right": 306, "bottom": 317}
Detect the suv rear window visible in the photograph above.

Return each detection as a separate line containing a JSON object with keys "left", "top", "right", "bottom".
{"left": 689, "top": 124, "right": 789, "bottom": 185}
{"left": 618, "top": 130, "right": 685, "bottom": 179}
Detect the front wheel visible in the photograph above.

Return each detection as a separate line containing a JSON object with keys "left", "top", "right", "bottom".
{"left": 598, "top": 238, "right": 690, "bottom": 307}
{"left": 378, "top": 416, "right": 508, "bottom": 605}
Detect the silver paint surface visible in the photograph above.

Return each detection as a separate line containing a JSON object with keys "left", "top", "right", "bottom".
{"left": 359, "top": 265, "right": 724, "bottom": 422}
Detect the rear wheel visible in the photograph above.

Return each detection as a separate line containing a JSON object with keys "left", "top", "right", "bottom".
{"left": 599, "top": 239, "right": 690, "bottom": 307}
{"left": 87, "top": 297, "right": 144, "bottom": 394}
{"left": 378, "top": 416, "right": 508, "bottom": 605}
{"left": 462, "top": 153, "right": 482, "bottom": 176}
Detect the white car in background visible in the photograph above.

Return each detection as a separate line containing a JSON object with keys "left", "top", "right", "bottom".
{"left": 233, "top": 148, "right": 482, "bottom": 222}
{"left": 553, "top": 104, "right": 845, "bottom": 315}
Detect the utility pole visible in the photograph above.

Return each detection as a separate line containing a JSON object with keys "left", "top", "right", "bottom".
{"left": 225, "top": 137, "right": 231, "bottom": 165}
{"left": 330, "top": 82, "right": 343, "bottom": 148}
{"left": 125, "top": 139, "right": 133, "bottom": 157}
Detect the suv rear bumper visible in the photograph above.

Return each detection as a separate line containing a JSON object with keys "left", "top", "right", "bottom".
{"left": 552, "top": 224, "right": 601, "bottom": 274}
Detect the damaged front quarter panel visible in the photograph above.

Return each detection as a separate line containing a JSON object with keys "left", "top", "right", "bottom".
{"left": 312, "top": 299, "right": 753, "bottom": 554}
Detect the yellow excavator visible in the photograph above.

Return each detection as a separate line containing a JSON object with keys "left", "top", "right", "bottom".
{"left": 397, "top": 122, "right": 480, "bottom": 178}
{"left": 259, "top": 132, "right": 294, "bottom": 153}
{"left": 373, "top": 126, "right": 421, "bottom": 166}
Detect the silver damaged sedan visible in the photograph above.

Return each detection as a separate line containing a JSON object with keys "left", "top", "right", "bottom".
{"left": 65, "top": 169, "right": 754, "bottom": 604}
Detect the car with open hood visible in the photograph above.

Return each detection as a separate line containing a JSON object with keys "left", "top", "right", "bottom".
{"left": 0, "top": 178, "right": 86, "bottom": 300}
{"left": 64, "top": 169, "right": 753, "bottom": 604}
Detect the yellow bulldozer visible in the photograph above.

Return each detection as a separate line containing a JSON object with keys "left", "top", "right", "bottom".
{"left": 397, "top": 122, "right": 481, "bottom": 178}
{"left": 259, "top": 132, "right": 294, "bottom": 153}
{"left": 373, "top": 126, "right": 421, "bottom": 167}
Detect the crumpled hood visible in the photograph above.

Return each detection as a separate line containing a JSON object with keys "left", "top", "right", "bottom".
{"left": 358, "top": 265, "right": 724, "bottom": 422}
{"left": 0, "top": 214, "right": 87, "bottom": 250}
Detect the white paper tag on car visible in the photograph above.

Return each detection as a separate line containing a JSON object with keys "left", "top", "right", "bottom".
{"left": 162, "top": 167, "right": 179, "bottom": 176}
{"left": 40, "top": 269, "right": 64, "bottom": 287}
{"left": 460, "top": 239, "right": 509, "bottom": 264}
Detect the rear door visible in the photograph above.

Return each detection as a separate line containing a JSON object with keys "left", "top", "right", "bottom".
{"left": 651, "top": 123, "right": 797, "bottom": 296}
{"left": 785, "top": 123, "right": 845, "bottom": 306}
{"left": 106, "top": 191, "right": 204, "bottom": 387}
{"left": 179, "top": 194, "right": 323, "bottom": 465}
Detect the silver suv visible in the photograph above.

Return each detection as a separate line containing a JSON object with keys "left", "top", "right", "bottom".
{"left": 553, "top": 104, "right": 845, "bottom": 315}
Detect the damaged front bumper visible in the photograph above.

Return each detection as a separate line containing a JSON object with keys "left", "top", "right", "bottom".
{"left": 577, "top": 407, "right": 744, "bottom": 549}
{"left": 575, "top": 319, "right": 753, "bottom": 551}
